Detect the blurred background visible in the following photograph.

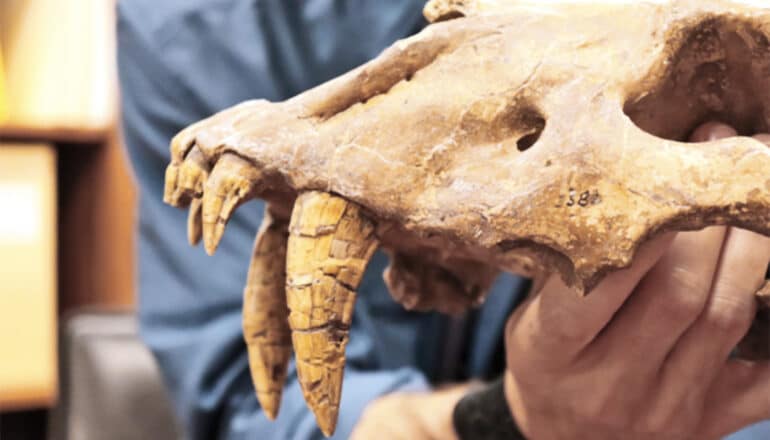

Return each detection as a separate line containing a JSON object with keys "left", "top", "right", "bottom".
{"left": 0, "top": 0, "right": 180, "bottom": 438}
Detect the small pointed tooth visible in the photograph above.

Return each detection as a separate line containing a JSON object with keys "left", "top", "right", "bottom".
{"left": 164, "top": 146, "right": 209, "bottom": 207}
{"left": 383, "top": 253, "right": 493, "bottom": 315}
{"left": 163, "top": 163, "right": 180, "bottom": 205}
{"left": 202, "top": 153, "right": 262, "bottom": 255}
{"left": 286, "top": 191, "right": 378, "bottom": 437}
{"left": 202, "top": 186, "right": 225, "bottom": 255}
{"left": 242, "top": 209, "right": 292, "bottom": 420}
{"left": 187, "top": 198, "right": 203, "bottom": 246}
{"left": 177, "top": 146, "right": 209, "bottom": 197}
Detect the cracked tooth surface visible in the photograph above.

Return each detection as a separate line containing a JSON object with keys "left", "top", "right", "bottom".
{"left": 165, "top": 145, "right": 209, "bottom": 207}
{"left": 176, "top": 146, "right": 209, "bottom": 199}
{"left": 163, "top": 163, "right": 180, "bottom": 206}
{"left": 242, "top": 209, "right": 292, "bottom": 420}
{"left": 286, "top": 191, "right": 378, "bottom": 437}
{"left": 187, "top": 198, "right": 203, "bottom": 246}
{"left": 202, "top": 153, "right": 262, "bottom": 255}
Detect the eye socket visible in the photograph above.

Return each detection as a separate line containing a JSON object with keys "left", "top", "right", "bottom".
{"left": 623, "top": 17, "right": 770, "bottom": 141}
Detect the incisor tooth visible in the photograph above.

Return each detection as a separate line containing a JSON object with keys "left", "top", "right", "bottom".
{"left": 163, "top": 163, "right": 180, "bottom": 205}
{"left": 286, "top": 191, "right": 378, "bottom": 437}
{"left": 187, "top": 198, "right": 202, "bottom": 246}
{"left": 202, "top": 153, "right": 262, "bottom": 255}
{"left": 165, "top": 146, "right": 210, "bottom": 207}
{"left": 242, "top": 210, "right": 292, "bottom": 420}
{"left": 176, "top": 147, "right": 209, "bottom": 197}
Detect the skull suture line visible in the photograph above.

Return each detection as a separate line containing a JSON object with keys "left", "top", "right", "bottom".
{"left": 163, "top": 0, "right": 770, "bottom": 435}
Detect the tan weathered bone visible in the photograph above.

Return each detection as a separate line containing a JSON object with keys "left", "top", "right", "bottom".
{"left": 242, "top": 209, "right": 292, "bottom": 420}
{"left": 163, "top": 0, "right": 770, "bottom": 435}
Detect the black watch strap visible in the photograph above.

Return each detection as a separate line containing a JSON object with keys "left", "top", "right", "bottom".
{"left": 452, "top": 378, "right": 527, "bottom": 440}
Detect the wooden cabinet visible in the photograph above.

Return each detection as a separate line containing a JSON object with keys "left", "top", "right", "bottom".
{"left": 0, "top": 0, "right": 136, "bottom": 411}
{"left": 0, "top": 144, "right": 57, "bottom": 409}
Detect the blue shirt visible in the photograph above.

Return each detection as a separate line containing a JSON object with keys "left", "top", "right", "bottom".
{"left": 117, "top": 1, "right": 770, "bottom": 439}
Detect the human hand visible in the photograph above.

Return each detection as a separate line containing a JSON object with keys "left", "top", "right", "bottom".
{"left": 504, "top": 122, "right": 770, "bottom": 440}
{"left": 351, "top": 383, "right": 475, "bottom": 440}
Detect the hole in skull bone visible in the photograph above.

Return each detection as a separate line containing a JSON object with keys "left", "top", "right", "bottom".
{"left": 624, "top": 16, "right": 770, "bottom": 141}
{"left": 511, "top": 108, "right": 545, "bottom": 151}
{"left": 517, "top": 116, "right": 546, "bottom": 151}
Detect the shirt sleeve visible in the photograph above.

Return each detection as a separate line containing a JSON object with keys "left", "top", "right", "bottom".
{"left": 116, "top": 1, "right": 432, "bottom": 439}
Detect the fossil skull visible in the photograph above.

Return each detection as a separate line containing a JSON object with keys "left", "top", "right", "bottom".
{"left": 162, "top": 0, "right": 770, "bottom": 435}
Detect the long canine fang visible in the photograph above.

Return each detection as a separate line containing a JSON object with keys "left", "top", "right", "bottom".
{"left": 285, "top": 191, "right": 378, "bottom": 437}
{"left": 242, "top": 209, "right": 292, "bottom": 420}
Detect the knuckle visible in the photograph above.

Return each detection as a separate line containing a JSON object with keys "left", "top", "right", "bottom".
{"left": 715, "top": 272, "right": 763, "bottom": 297}
{"left": 704, "top": 292, "right": 755, "bottom": 334}
{"left": 545, "top": 304, "right": 595, "bottom": 346}
{"left": 668, "top": 266, "right": 711, "bottom": 297}
{"left": 641, "top": 395, "right": 700, "bottom": 436}
{"left": 661, "top": 289, "right": 706, "bottom": 322}
{"left": 641, "top": 414, "right": 695, "bottom": 438}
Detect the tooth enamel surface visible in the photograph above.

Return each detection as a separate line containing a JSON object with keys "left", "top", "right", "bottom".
{"left": 162, "top": 164, "right": 180, "bottom": 205}
{"left": 201, "top": 153, "right": 262, "bottom": 254}
{"left": 286, "top": 191, "right": 377, "bottom": 436}
{"left": 242, "top": 210, "right": 292, "bottom": 420}
{"left": 187, "top": 198, "right": 203, "bottom": 246}
{"left": 177, "top": 147, "right": 209, "bottom": 196}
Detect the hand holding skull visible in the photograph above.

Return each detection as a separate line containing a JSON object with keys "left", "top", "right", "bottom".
{"left": 163, "top": 0, "right": 770, "bottom": 435}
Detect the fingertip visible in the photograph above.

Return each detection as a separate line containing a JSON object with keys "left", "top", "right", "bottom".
{"left": 632, "top": 231, "right": 677, "bottom": 271}
{"left": 752, "top": 133, "right": 770, "bottom": 146}
{"left": 689, "top": 121, "right": 738, "bottom": 142}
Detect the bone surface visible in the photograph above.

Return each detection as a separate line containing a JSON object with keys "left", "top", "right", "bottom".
{"left": 163, "top": 0, "right": 770, "bottom": 435}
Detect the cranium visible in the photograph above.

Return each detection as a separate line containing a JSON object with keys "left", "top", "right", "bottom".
{"left": 162, "top": 0, "right": 770, "bottom": 435}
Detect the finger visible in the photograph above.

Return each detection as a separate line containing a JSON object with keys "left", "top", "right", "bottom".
{"left": 507, "top": 232, "right": 675, "bottom": 361}
{"left": 659, "top": 229, "right": 770, "bottom": 404}
{"left": 586, "top": 122, "right": 737, "bottom": 365}
{"left": 588, "top": 227, "right": 726, "bottom": 367}
{"left": 696, "top": 360, "right": 770, "bottom": 439}
{"left": 689, "top": 121, "right": 738, "bottom": 142}
{"left": 351, "top": 398, "right": 433, "bottom": 440}
{"left": 736, "top": 281, "right": 770, "bottom": 360}
{"left": 507, "top": 121, "right": 737, "bottom": 365}
{"left": 351, "top": 422, "right": 427, "bottom": 440}
{"left": 751, "top": 133, "right": 770, "bottom": 145}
